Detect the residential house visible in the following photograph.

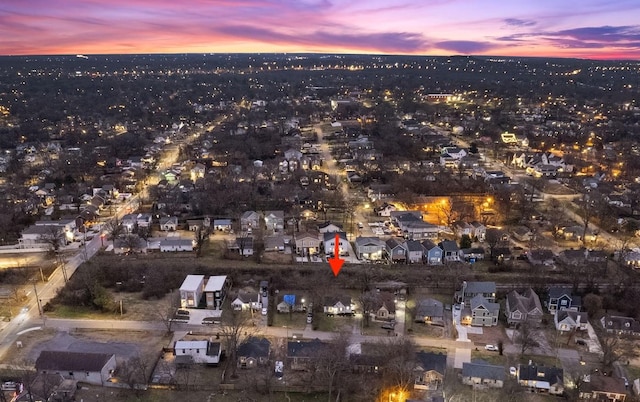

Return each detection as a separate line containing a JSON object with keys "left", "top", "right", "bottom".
{"left": 461, "top": 247, "right": 486, "bottom": 262}
{"left": 439, "top": 240, "right": 461, "bottom": 262}
{"left": 159, "top": 216, "right": 179, "bottom": 231}
{"left": 555, "top": 310, "right": 589, "bottom": 332}
{"left": 558, "top": 249, "right": 587, "bottom": 265}
{"left": 463, "top": 294, "right": 500, "bottom": 327}
{"left": 276, "top": 293, "right": 306, "bottom": 313}
{"left": 355, "top": 236, "right": 385, "bottom": 261}
{"left": 287, "top": 339, "right": 328, "bottom": 371}
{"left": 13, "top": 374, "right": 77, "bottom": 402}
{"left": 453, "top": 221, "right": 473, "bottom": 238}
{"left": 122, "top": 214, "right": 138, "bottom": 232}
{"left": 579, "top": 375, "right": 627, "bottom": 401}
{"left": 240, "top": 211, "right": 260, "bottom": 231}
{"left": 402, "top": 221, "right": 441, "bottom": 240}
{"left": 264, "top": 210, "right": 285, "bottom": 232}
{"left": 461, "top": 361, "right": 505, "bottom": 388}
{"left": 547, "top": 287, "right": 581, "bottom": 314}
{"left": 229, "top": 236, "right": 254, "bottom": 256}
{"left": 422, "top": 240, "right": 443, "bottom": 265}
{"left": 414, "top": 298, "right": 444, "bottom": 326}
{"left": 263, "top": 234, "right": 291, "bottom": 252}
{"left": 19, "top": 225, "right": 67, "bottom": 249}
{"left": 456, "top": 281, "right": 497, "bottom": 304}
{"left": 623, "top": 251, "right": 640, "bottom": 268}
{"left": 231, "top": 291, "right": 261, "bottom": 311}
{"left": 505, "top": 288, "right": 544, "bottom": 326}
{"left": 375, "top": 202, "right": 396, "bottom": 217}
{"left": 213, "top": 219, "right": 232, "bottom": 231}
{"left": 187, "top": 219, "right": 205, "bottom": 231}
{"left": 390, "top": 211, "right": 423, "bottom": 225}
{"left": 180, "top": 274, "right": 205, "bottom": 308}
{"left": 160, "top": 238, "right": 194, "bottom": 252}
{"left": 323, "top": 296, "right": 353, "bottom": 316}
{"left": 318, "top": 221, "right": 342, "bottom": 234}
{"left": 174, "top": 340, "right": 221, "bottom": 365}
{"left": 136, "top": 213, "right": 152, "bottom": 228}
{"left": 113, "top": 236, "right": 148, "bottom": 254}
{"left": 601, "top": 315, "right": 640, "bottom": 336}
{"left": 385, "top": 238, "right": 407, "bottom": 264}
{"left": 323, "top": 232, "right": 348, "bottom": 256}
{"left": 237, "top": 337, "right": 271, "bottom": 369}
{"left": 372, "top": 292, "right": 396, "bottom": 321}
{"left": 190, "top": 163, "right": 206, "bottom": 181}
{"left": 405, "top": 240, "right": 426, "bottom": 263}
{"left": 511, "top": 226, "right": 533, "bottom": 242}
{"left": 294, "top": 232, "right": 321, "bottom": 257}
{"left": 35, "top": 351, "right": 116, "bottom": 386}
{"left": 204, "top": 275, "right": 230, "bottom": 310}
{"left": 414, "top": 351, "right": 447, "bottom": 391}
{"left": 527, "top": 249, "right": 555, "bottom": 266}
{"left": 470, "top": 221, "right": 486, "bottom": 241}
{"left": 517, "top": 363, "right": 564, "bottom": 395}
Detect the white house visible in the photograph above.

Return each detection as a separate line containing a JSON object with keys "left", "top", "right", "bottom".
{"left": 180, "top": 275, "right": 205, "bottom": 308}
{"left": 160, "top": 238, "right": 194, "bottom": 252}
{"left": 35, "top": 351, "right": 116, "bottom": 386}
{"left": 159, "top": 216, "right": 179, "bottom": 231}
{"left": 174, "top": 340, "right": 222, "bottom": 365}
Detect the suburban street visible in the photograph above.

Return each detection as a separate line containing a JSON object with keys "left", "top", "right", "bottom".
{"left": 0, "top": 117, "right": 228, "bottom": 362}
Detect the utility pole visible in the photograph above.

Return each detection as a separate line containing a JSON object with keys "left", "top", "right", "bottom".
{"left": 33, "top": 282, "right": 42, "bottom": 317}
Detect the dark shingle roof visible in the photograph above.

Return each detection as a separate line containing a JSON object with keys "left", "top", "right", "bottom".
{"left": 35, "top": 351, "right": 114, "bottom": 372}
{"left": 237, "top": 337, "right": 270, "bottom": 359}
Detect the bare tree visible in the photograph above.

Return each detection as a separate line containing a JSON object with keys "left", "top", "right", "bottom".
{"left": 515, "top": 320, "right": 538, "bottom": 355}
{"left": 358, "top": 291, "right": 379, "bottom": 329}
{"left": 194, "top": 226, "right": 211, "bottom": 257}
{"left": 316, "top": 330, "right": 351, "bottom": 402}
{"left": 598, "top": 329, "right": 638, "bottom": 372}
{"left": 39, "top": 225, "right": 65, "bottom": 253}
{"left": 220, "top": 309, "right": 260, "bottom": 380}
{"left": 153, "top": 290, "right": 179, "bottom": 333}
{"left": 577, "top": 194, "right": 595, "bottom": 248}
{"left": 118, "top": 354, "right": 149, "bottom": 393}
{"left": 484, "top": 228, "right": 505, "bottom": 260}
{"left": 374, "top": 337, "right": 416, "bottom": 398}
{"left": 103, "top": 216, "right": 124, "bottom": 240}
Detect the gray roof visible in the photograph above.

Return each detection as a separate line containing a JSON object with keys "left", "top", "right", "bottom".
{"left": 415, "top": 351, "right": 447, "bottom": 374}
{"left": 470, "top": 294, "right": 500, "bottom": 314}
{"left": 464, "top": 281, "right": 496, "bottom": 294}
{"left": 506, "top": 288, "right": 542, "bottom": 315}
{"left": 287, "top": 339, "right": 327, "bottom": 358}
{"left": 355, "top": 236, "right": 385, "bottom": 248}
{"left": 439, "top": 240, "right": 459, "bottom": 252}
{"left": 405, "top": 240, "right": 425, "bottom": 252}
{"left": 415, "top": 298, "right": 444, "bottom": 318}
{"left": 462, "top": 361, "right": 505, "bottom": 381}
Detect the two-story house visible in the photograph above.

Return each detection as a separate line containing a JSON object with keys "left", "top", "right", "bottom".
{"left": 323, "top": 231, "right": 348, "bottom": 256}
{"left": 294, "top": 232, "right": 321, "bottom": 257}
{"left": 505, "top": 288, "right": 544, "bottom": 327}
{"left": 461, "top": 294, "right": 500, "bottom": 326}
{"left": 354, "top": 237, "right": 385, "bottom": 261}
{"left": 405, "top": 240, "right": 426, "bottom": 263}
{"left": 421, "top": 240, "right": 443, "bottom": 265}
{"left": 547, "top": 287, "right": 581, "bottom": 314}
{"left": 385, "top": 238, "right": 406, "bottom": 264}
{"left": 439, "top": 240, "right": 462, "bottom": 262}
{"left": 456, "top": 281, "right": 496, "bottom": 304}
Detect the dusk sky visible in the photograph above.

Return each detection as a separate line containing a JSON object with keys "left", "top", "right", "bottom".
{"left": 2, "top": 0, "right": 640, "bottom": 59}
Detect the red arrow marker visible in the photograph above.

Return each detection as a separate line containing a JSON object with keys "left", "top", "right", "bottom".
{"left": 328, "top": 233, "right": 345, "bottom": 276}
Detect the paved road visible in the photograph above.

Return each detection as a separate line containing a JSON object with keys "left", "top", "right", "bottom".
{"left": 0, "top": 117, "right": 228, "bottom": 362}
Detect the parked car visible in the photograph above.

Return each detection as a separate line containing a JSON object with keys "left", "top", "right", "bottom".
{"left": 485, "top": 344, "right": 499, "bottom": 352}
{"left": 381, "top": 322, "right": 395, "bottom": 330}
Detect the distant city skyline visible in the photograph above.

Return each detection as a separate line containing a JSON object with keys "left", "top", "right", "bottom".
{"left": 1, "top": 0, "right": 640, "bottom": 59}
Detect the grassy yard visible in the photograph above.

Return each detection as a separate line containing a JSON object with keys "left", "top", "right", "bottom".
{"left": 272, "top": 311, "right": 307, "bottom": 330}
